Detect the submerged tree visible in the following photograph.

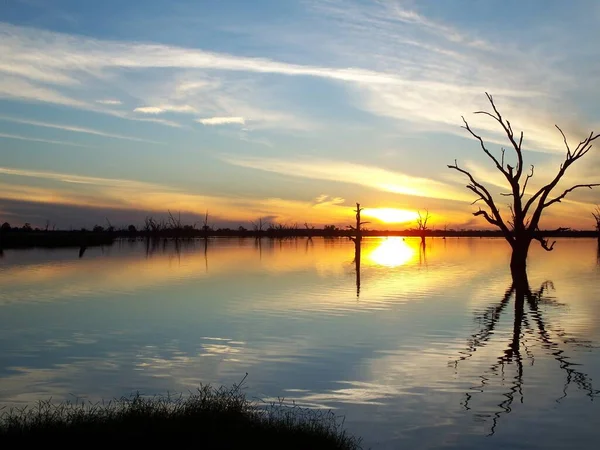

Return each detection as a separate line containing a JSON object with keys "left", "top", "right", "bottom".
{"left": 348, "top": 203, "right": 369, "bottom": 242}
{"left": 415, "top": 209, "right": 430, "bottom": 244}
{"left": 592, "top": 206, "right": 600, "bottom": 239}
{"left": 449, "top": 93, "right": 600, "bottom": 275}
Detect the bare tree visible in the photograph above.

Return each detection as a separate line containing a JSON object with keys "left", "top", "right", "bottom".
{"left": 592, "top": 206, "right": 600, "bottom": 235}
{"left": 449, "top": 93, "right": 600, "bottom": 275}
{"left": 347, "top": 202, "right": 369, "bottom": 242}
{"left": 415, "top": 209, "right": 430, "bottom": 243}
{"left": 167, "top": 210, "right": 182, "bottom": 231}
{"left": 202, "top": 210, "right": 211, "bottom": 235}
{"left": 251, "top": 217, "right": 265, "bottom": 236}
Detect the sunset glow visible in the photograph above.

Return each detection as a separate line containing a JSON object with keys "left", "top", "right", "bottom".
{"left": 1, "top": 1, "right": 599, "bottom": 231}
{"left": 362, "top": 208, "right": 420, "bottom": 224}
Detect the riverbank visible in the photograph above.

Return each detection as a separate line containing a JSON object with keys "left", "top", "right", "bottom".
{"left": 0, "top": 382, "right": 361, "bottom": 448}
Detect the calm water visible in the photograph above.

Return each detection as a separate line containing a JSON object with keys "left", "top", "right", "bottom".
{"left": 1, "top": 237, "right": 599, "bottom": 448}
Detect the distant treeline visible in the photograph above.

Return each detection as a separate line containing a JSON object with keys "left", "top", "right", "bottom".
{"left": 1, "top": 217, "right": 598, "bottom": 249}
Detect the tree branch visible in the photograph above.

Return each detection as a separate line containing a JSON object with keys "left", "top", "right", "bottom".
{"left": 555, "top": 125, "right": 571, "bottom": 159}
{"left": 532, "top": 228, "right": 568, "bottom": 251}
{"left": 544, "top": 184, "right": 600, "bottom": 208}
{"left": 520, "top": 165, "right": 534, "bottom": 199}
{"left": 474, "top": 208, "right": 499, "bottom": 226}
{"left": 524, "top": 127, "right": 600, "bottom": 226}
{"left": 449, "top": 160, "right": 512, "bottom": 240}
{"left": 533, "top": 232, "right": 555, "bottom": 252}
{"left": 462, "top": 117, "right": 510, "bottom": 179}
{"left": 474, "top": 92, "right": 524, "bottom": 180}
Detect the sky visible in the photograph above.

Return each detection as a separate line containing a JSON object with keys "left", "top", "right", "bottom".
{"left": 1, "top": 0, "right": 600, "bottom": 230}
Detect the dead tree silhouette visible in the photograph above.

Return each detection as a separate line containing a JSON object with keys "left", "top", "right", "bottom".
{"left": 415, "top": 209, "right": 430, "bottom": 245}
{"left": 449, "top": 93, "right": 600, "bottom": 275}
{"left": 347, "top": 203, "right": 368, "bottom": 298}
{"left": 348, "top": 203, "right": 369, "bottom": 243}
{"left": 453, "top": 272, "right": 599, "bottom": 435}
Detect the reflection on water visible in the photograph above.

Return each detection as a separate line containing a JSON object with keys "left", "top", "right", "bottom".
{"left": 454, "top": 273, "right": 599, "bottom": 436}
{"left": 368, "top": 237, "right": 415, "bottom": 268}
{"left": 1, "top": 237, "right": 600, "bottom": 449}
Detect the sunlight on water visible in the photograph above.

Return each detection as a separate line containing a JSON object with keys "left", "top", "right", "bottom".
{"left": 368, "top": 237, "right": 416, "bottom": 267}
{"left": 1, "top": 237, "right": 599, "bottom": 449}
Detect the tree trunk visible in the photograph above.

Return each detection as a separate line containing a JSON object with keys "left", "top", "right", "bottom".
{"left": 354, "top": 240, "right": 361, "bottom": 298}
{"left": 510, "top": 239, "right": 531, "bottom": 278}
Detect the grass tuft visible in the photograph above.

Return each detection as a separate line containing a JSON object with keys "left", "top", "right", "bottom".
{"left": 0, "top": 378, "right": 362, "bottom": 448}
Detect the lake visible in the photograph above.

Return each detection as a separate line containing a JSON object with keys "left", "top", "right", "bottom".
{"left": 1, "top": 237, "right": 599, "bottom": 448}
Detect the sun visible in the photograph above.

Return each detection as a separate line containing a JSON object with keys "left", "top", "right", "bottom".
{"left": 362, "top": 208, "right": 419, "bottom": 224}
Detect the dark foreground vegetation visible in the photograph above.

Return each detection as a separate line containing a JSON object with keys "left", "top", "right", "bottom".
{"left": 0, "top": 230, "right": 115, "bottom": 249}
{"left": 0, "top": 381, "right": 362, "bottom": 448}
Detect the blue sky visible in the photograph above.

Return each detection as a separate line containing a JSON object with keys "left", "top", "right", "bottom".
{"left": 1, "top": 0, "right": 600, "bottom": 229}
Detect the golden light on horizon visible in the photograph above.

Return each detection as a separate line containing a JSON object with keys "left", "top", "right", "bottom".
{"left": 362, "top": 208, "right": 419, "bottom": 224}
{"left": 369, "top": 237, "right": 415, "bottom": 267}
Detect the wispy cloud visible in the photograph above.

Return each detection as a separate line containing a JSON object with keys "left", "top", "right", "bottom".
{"left": 0, "top": 116, "right": 163, "bottom": 144}
{"left": 197, "top": 116, "right": 245, "bottom": 126}
{"left": 222, "top": 155, "right": 471, "bottom": 202}
{"left": 0, "top": 19, "right": 566, "bottom": 139}
{"left": 96, "top": 99, "right": 122, "bottom": 105}
{"left": 0, "top": 22, "right": 406, "bottom": 84}
{"left": 313, "top": 194, "right": 345, "bottom": 206}
{"left": 0, "top": 133, "right": 96, "bottom": 148}
{"left": 134, "top": 104, "right": 196, "bottom": 114}
{"left": 0, "top": 75, "right": 86, "bottom": 108}
{"left": 0, "top": 166, "right": 355, "bottom": 225}
{"left": 0, "top": 166, "right": 168, "bottom": 190}
{"left": 134, "top": 106, "right": 164, "bottom": 114}
{"left": 301, "top": 0, "right": 590, "bottom": 152}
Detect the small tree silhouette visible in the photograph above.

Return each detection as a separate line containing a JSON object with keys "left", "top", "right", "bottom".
{"left": 592, "top": 206, "right": 600, "bottom": 236}
{"left": 347, "top": 203, "right": 369, "bottom": 242}
{"left": 415, "top": 209, "right": 430, "bottom": 243}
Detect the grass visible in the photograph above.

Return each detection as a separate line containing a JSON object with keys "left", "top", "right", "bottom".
{"left": 0, "top": 379, "right": 362, "bottom": 448}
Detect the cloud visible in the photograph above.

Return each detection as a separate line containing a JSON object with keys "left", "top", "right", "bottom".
{"left": 0, "top": 22, "right": 409, "bottom": 85}
{"left": 0, "top": 166, "right": 355, "bottom": 227}
{"left": 134, "top": 106, "right": 165, "bottom": 114}
{"left": 0, "top": 116, "right": 163, "bottom": 144}
{"left": 301, "top": 1, "right": 591, "bottom": 152}
{"left": 0, "top": 166, "right": 169, "bottom": 190}
{"left": 134, "top": 104, "right": 196, "bottom": 114}
{"left": 222, "top": 155, "right": 471, "bottom": 202}
{"left": 197, "top": 116, "right": 245, "bottom": 126}
{"left": 0, "top": 75, "right": 86, "bottom": 108}
{"left": 313, "top": 194, "right": 345, "bottom": 206}
{"left": 0, "top": 132, "right": 96, "bottom": 149}
{"left": 0, "top": 20, "right": 556, "bottom": 137}
{"left": 96, "top": 99, "right": 122, "bottom": 105}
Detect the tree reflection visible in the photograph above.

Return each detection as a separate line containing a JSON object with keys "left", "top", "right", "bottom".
{"left": 454, "top": 269, "right": 599, "bottom": 435}
{"left": 353, "top": 238, "right": 361, "bottom": 298}
{"left": 418, "top": 239, "right": 427, "bottom": 267}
